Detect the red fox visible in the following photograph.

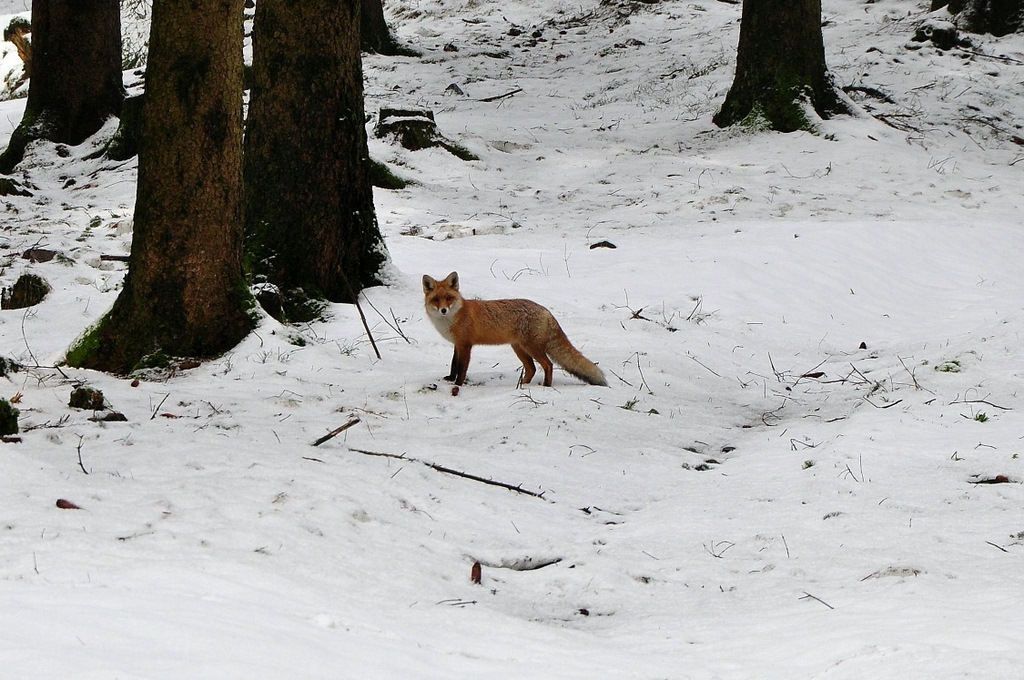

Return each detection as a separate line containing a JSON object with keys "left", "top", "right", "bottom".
{"left": 422, "top": 271, "right": 607, "bottom": 388}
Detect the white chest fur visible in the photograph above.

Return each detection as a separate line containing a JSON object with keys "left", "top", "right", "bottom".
{"left": 425, "top": 304, "right": 458, "bottom": 343}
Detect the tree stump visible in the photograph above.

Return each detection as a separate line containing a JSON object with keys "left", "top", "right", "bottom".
{"left": 375, "top": 107, "right": 478, "bottom": 160}
{"left": 913, "top": 18, "right": 969, "bottom": 49}
{"left": 2, "top": 272, "right": 50, "bottom": 309}
{"left": 0, "top": 398, "right": 18, "bottom": 436}
{"left": 69, "top": 386, "right": 105, "bottom": 410}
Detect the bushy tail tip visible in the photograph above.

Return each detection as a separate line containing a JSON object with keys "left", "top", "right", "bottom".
{"left": 550, "top": 337, "right": 607, "bottom": 386}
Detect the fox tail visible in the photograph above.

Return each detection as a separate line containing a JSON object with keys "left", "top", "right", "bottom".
{"left": 547, "top": 332, "right": 607, "bottom": 386}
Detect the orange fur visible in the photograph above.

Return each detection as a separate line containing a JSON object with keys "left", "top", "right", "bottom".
{"left": 423, "top": 272, "right": 607, "bottom": 388}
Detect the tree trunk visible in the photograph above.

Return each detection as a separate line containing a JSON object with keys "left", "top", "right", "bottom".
{"left": 361, "top": 0, "right": 418, "bottom": 56}
{"left": 244, "top": 0, "right": 388, "bottom": 316}
{"left": 713, "top": 0, "right": 853, "bottom": 132}
{"left": 933, "top": 0, "right": 1023, "bottom": 35}
{"left": 68, "top": 0, "right": 253, "bottom": 374}
{"left": 2, "top": 17, "right": 31, "bottom": 75}
{"left": 0, "top": 0, "right": 124, "bottom": 173}
{"left": 104, "top": 93, "right": 144, "bottom": 161}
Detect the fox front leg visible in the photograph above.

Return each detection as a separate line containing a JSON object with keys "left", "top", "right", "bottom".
{"left": 444, "top": 348, "right": 459, "bottom": 382}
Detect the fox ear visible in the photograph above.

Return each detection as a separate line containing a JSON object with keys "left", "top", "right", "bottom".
{"left": 422, "top": 274, "right": 437, "bottom": 294}
{"left": 445, "top": 271, "right": 459, "bottom": 290}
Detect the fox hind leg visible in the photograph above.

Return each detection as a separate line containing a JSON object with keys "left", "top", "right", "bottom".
{"left": 537, "top": 354, "right": 554, "bottom": 386}
{"left": 454, "top": 343, "right": 472, "bottom": 386}
{"left": 523, "top": 342, "right": 553, "bottom": 386}
{"left": 511, "top": 345, "right": 537, "bottom": 385}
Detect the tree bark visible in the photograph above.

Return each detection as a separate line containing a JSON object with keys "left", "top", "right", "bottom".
{"left": 713, "top": 0, "right": 853, "bottom": 132}
{"left": 933, "top": 0, "right": 1023, "bottom": 35}
{"left": 244, "top": 0, "right": 388, "bottom": 315}
{"left": 68, "top": 0, "right": 253, "bottom": 374}
{"left": 2, "top": 17, "right": 31, "bottom": 75}
{"left": 361, "top": 0, "right": 418, "bottom": 56}
{"left": 0, "top": 0, "right": 124, "bottom": 173}
{"left": 104, "top": 93, "right": 144, "bottom": 161}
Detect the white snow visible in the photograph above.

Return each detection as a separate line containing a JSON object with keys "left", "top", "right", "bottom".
{"left": 2, "top": 0, "right": 1023, "bottom": 677}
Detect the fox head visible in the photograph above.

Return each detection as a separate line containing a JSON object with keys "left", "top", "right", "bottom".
{"left": 422, "top": 272, "right": 463, "bottom": 323}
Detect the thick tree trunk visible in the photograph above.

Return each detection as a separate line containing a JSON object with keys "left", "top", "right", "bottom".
{"left": 2, "top": 17, "right": 31, "bottom": 75}
{"left": 361, "top": 0, "right": 417, "bottom": 56}
{"left": 104, "top": 93, "right": 144, "bottom": 161}
{"left": 0, "top": 0, "right": 124, "bottom": 173}
{"left": 68, "top": 0, "right": 253, "bottom": 374}
{"left": 245, "top": 0, "right": 388, "bottom": 315}
{"left": 713, "top": 0, "right": 853, "bottom": 132}
{"left": 933, "top": 0, "right": 1023, "bottom": 35}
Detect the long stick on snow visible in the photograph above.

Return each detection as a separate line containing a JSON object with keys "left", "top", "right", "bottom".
{"left": 312, "top": 418, "right": 361, "bottom": 447}
{"left": 349, "top": 447, "right": 546, "bottom": 499}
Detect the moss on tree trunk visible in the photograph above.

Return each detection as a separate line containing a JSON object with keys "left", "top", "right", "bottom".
{"left": 104, "top": 93, "right": 144, "bottom": 161}
{"left": 714, "top": 0, "right": 853, "bottom": 132}
{"left": 68, "top": 0, "right": 253, "bottom": 374}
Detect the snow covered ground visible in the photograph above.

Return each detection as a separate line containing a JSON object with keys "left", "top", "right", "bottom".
{"left": 2, "top": 0, "right": 1023, "bottom": 677}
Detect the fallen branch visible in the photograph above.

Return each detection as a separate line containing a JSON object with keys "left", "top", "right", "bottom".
{"left": 150, "top": 393, "right": 170, "bottom": 420}
{"left": 949, "top": 395, "right": 1012, "bottom": 411}
{"left": 312, "top": 418, "right": 361, "bottom": 447}
{"left": 364, "top": 296, "right": 411, "bottom": 344}
{"left": 475, "top": 87, "right": 523, "bottom": 103}
{"left": 846, "top": 363, "right": 873, "bottom": 386}
{"left": 842, "top": 84, "right": 896, "bottom": 104}
{"left": 800, "top": 591, "right": 834, "bottom": 610}
{"left": 337, "top": 271, "right": 382, "bottom": 361}
{"left": 874, "top": 113, "right": 923, "bottom": 133}
{"left": 793, "top": 358, "right": 827, "bottom": 385}
{"left": 897, "top": 355, "right": 928, "bottom": 392}
{"left": 76, "top": 435, "right": 89, "bottom": 475}
{"left": 863, "top": 397, "right": 903, "bottom": 409}
{"left": 437, "top": 598, "right": 477, "bottom": 607}
{"left": 350, "top": 447, "right": 546, "bottom": 499}
{"left": 960, "top": 49, "right": 1024, "bottom": 66}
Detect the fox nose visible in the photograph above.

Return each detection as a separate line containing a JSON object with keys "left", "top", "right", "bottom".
{"left": 440, "top": 308, "right": 448, "bottom": 315}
